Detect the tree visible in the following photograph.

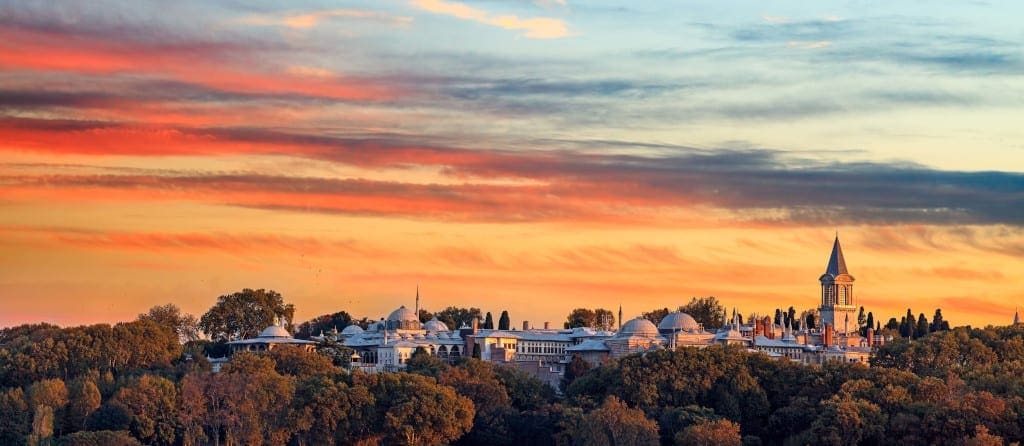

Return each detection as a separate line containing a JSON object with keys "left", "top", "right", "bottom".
{"left": 405, "top": 347, "right": 449, "bottom": 378}
{"left": 643, "top": 308, "right": 671, "bottom": 326}
{"left": 563, "top": 354, "right": 590, "bottom": 390}
{"left": 57, "top": 430, "right": 141, "bottom": 446}
{"left": 571, "top": 396, "right": 659, "bottom": 446}
{"left": 440, "top": 360, "right": 512, "bottom": 443}
{"left": 564, "top": 308, "right": 616, "bottom": 330}
{"left": 857, "top": 306, "right": 866, "bottom": 330}
{"left": 353, "top": 372, "right": 474, "bottom": 445}
{"left": 677, "top": 419, "right": 742, "bottom": 446}
{"left": 594, "top": 309, "right": 616, "bottom": 331}
{"left": 679, "top": 297, "right": 726, "bottom": 328}
{"left": 885, "top": 318, "right": 900, "bottom": 331}
{"left": 774, "top": 309, "right": 782, "bottom": 327}
{"left": 266, "top": 346, "right": 339, "bottom": 378}
{"left": 64, "top": 378, "right": 101, "bottom": 433}
{"left": 916, "top": 313, "right": 930, "bottom": 338}
{"left": 29, "top": 378, "right": 68, "bottom": 441}
{"left": 484, "top": 312, "right": 495, "bottom": 330}
{"left": 199, "top": 289, "right": 295, "bottom": 342}
{"left": 111, "top": 375, "right": 179, "bottom": 446}
{"left": 565, "top": 309, "right": 597, "bottom": 329}
{"left": 295, "top": 311, "right": 353, "bottom": 339}
{"left": 787, "top": 307, "right": 797, "bottom": 327}
{"left": 498, "top": 311, "right": 511, "bottom": 330}
{"left": 863, "top": 312, "right": 875, "bottom": 336}
{"left": 931, "top": 309, "right": 949, "bottom": 332}
{"left": 434, "top": 307, "right": 483, "bottom": 330}
{"left": 418, "top": 308, "right": 433, "bottom": 324}
{"left": 138, "top": 303, "right": 200, "bottom": 343}
{"left": 0, "top": 387, "right": 30, "bottom": 445}
{"left": 806, "top": 313, "right": 817, "bottom": 330}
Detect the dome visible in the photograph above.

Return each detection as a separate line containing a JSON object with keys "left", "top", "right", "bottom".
{"left": 658, "top": 312, "right": 700, "bottom": 333}
{"left": 388, "top": 306, "right": 419, "bottom": 323}
{"left": 571, "top": 327, "right": 596, "bottom": 336}
{"left": 617, "top": 317, "right": 659, "bottom": 338}
{"left": 259, "top": 325, "right": 292, "bottom": 338}
{"left": 341, "top": 324, "right": 364, "bottom": 335}
{"left": 423, "top": 317, "right": 450, "bottom": 332}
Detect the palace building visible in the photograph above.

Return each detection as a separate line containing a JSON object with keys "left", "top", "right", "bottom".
{"left": 213, "top": 235, "right": 884, "bottom": 380}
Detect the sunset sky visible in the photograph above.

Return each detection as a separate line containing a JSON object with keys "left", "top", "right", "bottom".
{"left": 2, "top": 0, "right": 1023, "bottom": 330}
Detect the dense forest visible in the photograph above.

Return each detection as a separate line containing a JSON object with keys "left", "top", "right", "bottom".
{"left": 2, "top": 292, "right": 1023, "bottom": 445}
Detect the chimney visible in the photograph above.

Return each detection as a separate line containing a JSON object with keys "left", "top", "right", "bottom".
{"left": 544, "top": 322, "right": 550, "bottom": 330}
{"left": 523, "top": 321, "right": 530, "bottom": 331}
{"left": 866, "top": 328, "right": 874, "bottom": 347}
{"left": 471, "top": 317, "right": 479, "bottom": 333}
{"left": 824, "top": 323, "right": 833, "bottom": 347}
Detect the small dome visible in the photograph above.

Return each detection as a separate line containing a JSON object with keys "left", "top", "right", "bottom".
{"left": 658, "top": 312, "right": 700, "bottom": 333}
{"left": 388, "top": 306, "right": 420, "bottom": 323}
{"left": 341, "top": 324, "right": 364, "bottom": 335}
{"left": 260, "top": 325, "right": 292, "bottom": 338}
{"left": 423, "top": 317, "right": 450, "bottom": 332}
{"left": 617, "top": 317, "right": 659, "bottom": 338}
{"left": 571, "top": 327, "right": 596, "bottom": 336}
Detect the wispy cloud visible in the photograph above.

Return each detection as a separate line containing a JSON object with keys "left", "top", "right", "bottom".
{"left": 787, "top": 40, "right": 832, "bottom": 49}
{"left": 410, "top": 0, "right": 570, "bottom": 39}
{"left": 240, "top": 9, "right": 413, "bottom": 29}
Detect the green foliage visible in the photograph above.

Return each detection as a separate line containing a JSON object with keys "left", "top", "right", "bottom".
{"left": 677, "top": 419, "right": 742, "bottom": 446}
{"left": 137, "top": 303, "right": 200, "bottom": 343}
{"left": 8, "top": 305, "right": 1024, "bottom": 446}
{"left": 58, "top": 430, "right": 140, "bottom": 446}
{"left": 405, "top": 347, "right": 449, "bottom": 378}
{"left": 571, "top": 396, "right": 659, "bottom": 446}
{"left": 564, "top": 308, "right": 615, "bottom": 330}
{"left": 681, "top": 297, "right": 726, "bottom": 329}
{"left": 434, "top": 306, "right": 483, "bottom": 331}
{"left": 0, "top": 387, "right": 30, "bottom": 445}
{"left": 498, "top": 310, "right": 511, "bottom": 330}
{"left": 198, "top": 288, "right": 295, "bottom": 342}
{"left": 484, "top": 312, "right": 495, "bottom": 330}
{"left": 295, "top": 311, "right": 353, "bottom": 339}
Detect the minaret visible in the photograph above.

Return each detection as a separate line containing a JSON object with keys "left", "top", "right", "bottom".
{"left": 618, "top": 305, "right": 623, "bottom": 331}
{"left": 415, "top": 285, "right": 420, "bottom": 317}
{"left": 819, "top": 234, "right": 857, "bottom": 335}
{"left": 1015, "top": 307, "right": 1020, "bottom": 325}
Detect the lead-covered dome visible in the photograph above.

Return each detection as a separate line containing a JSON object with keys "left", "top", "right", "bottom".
{"left": 386, "top": 305, "right": 421, "bottom": 330}
{"left": 388, "top": 306, "right": 419, "bottom": 322}
{"left": 259, "top": 325, "right": 291, "bottom": 338}
{"left": 617, "top": 317, "right": 659, "bottom": 338}
{"left": 658, "top": 312, "right": 700, "bottom": 333}
{"left": 423, "top": 317, "right": 449, "bottom": 332}
{"left": 341, "top": 324, "right": 364, "bottom": 336}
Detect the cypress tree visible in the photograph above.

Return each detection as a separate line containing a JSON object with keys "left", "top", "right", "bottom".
{"left": 483, "top": 312, "right": 494, "bottom": 330}
{"left": 916, "top": 313, "right": 929, "bottom": 338}
{"left": 498, "top": 311, "right": 510, "bottom": 330}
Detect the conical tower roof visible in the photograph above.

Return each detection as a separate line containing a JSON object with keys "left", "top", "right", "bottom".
{"left": 825, "top": 235, "right": 849, "bottom": 276}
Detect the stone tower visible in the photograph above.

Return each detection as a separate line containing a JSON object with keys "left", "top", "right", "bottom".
{"left": 819, "top": 235, "right": 857, "bottom": 335}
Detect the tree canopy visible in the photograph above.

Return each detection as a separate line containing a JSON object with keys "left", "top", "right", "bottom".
{"left": 198, "top": 289, "right": 295, "bottom": 342}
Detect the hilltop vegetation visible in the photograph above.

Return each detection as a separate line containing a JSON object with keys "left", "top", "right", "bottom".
{"left": 3, "top": 299, "right": 1024, "bottom": 445}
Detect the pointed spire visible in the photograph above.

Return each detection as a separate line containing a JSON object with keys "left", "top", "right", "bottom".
{"left": 415, "top": 284, "right": 420, "bottom": 316}
{"left": 1015, "top": 307, "right": 1020, "bottom": 325}
{"left": 825, "top": 234, "right": 850, "bottom": 276}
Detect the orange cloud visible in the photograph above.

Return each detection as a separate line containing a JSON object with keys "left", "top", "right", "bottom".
{"left": 410, "top": 0, "right": 570, "bottom": 39}
{"left": 0, "top": 27, "right": 398, "bottom": 102}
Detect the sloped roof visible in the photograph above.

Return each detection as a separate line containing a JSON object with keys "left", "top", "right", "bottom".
{"left": 825, "top": 236, "right": 849, "bottom": 276}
